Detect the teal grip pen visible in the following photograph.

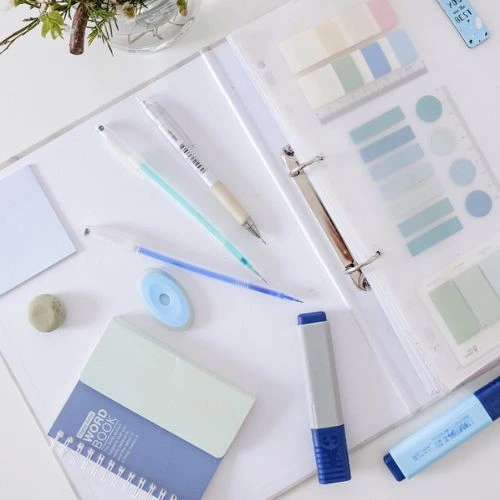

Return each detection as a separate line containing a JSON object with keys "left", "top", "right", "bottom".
{"left": 384, "top": 376, "right": 500, "bottom": 481}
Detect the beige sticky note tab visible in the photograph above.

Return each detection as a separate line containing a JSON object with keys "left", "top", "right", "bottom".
{"left": 338, "top": 3, "right": 380, "bottom": 44}
{"left": 80, "top": 317, "right": 255, "bottom": 458}
{"left": 298, "top": 65, "right": 345, "bottom": 109}
{"left": 279, "top": 29, "right": 329, "bottom": 73}
{"left": 315, "top": 20, "right": 348, "bottom": 57}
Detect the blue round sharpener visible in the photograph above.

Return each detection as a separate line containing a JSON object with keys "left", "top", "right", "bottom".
{"left": 140, "top": 269, "right": 194, "bottom": 332}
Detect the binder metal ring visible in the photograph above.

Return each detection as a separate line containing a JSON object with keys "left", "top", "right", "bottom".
{"left": 282, "top": 146, "right": 381, "bottom": 291}
{"left": 345, "top": 251, "right": 382, "bottom": 275}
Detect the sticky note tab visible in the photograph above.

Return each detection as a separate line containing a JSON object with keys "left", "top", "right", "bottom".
{"left": 298, "top": 65, "right": 345, "bottom": 109}
{"left": 455, "top": 266, "right": 500, "bottom": 328}
{"left": 338, "top": 3, "right": 380, "bottom": 44}
{"left": 315, "top": 20, "right": 348, "bottom": 56}
{"left": 279, "top": 29, "right": 329, "bottom": 74}
{"left": 350, "top": 107, "right": 405, "bottom": 145}
{"left": 430, "top": 280, "right": 481, "bottom": 344}
{"left": 367, "top": 0, "right": 399, "bottom": 31}
{"left": 332, "top": 55, "right": 365, "bottom": 93}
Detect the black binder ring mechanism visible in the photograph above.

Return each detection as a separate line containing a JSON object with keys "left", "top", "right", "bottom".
{"left": 281, "top": 146, "right": 382, "bottom": 291}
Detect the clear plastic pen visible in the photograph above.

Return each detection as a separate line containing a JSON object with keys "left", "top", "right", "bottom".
{"left": 96, "top": 125, "right": 265, "bottom": 282}
{"left": 84, "top": 226, "right": 301, "bottom": 303}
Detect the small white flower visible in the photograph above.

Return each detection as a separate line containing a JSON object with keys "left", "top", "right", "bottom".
{"left": 116, "top": 3, "right": 137, "bottom": 24}
{"left": 39, "top": 0, "right": 50, "bottom": 14}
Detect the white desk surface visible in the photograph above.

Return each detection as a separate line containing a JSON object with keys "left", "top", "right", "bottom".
{"left": 1, "top": 1, "right": 499, "bottom": 499}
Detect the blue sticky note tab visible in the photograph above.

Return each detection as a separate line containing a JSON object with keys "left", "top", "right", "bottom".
{"left": 361, "top": 42, "right": 391, "bottom": 79}
{"left": 436, "top": 0, "right": 490, "bottom": 48}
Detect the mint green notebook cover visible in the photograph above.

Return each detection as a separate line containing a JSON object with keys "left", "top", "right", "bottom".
{"left": 80, "top": 317, "right": 255, "bottom": 458}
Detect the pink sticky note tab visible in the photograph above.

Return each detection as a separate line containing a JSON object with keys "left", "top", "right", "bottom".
{"left": 367, "top": 0, "right": 399, "bottom": 32}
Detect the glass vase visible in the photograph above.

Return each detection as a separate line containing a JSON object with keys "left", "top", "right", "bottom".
{"left": 110, "top": 0, "right": 201, "bottom": 53}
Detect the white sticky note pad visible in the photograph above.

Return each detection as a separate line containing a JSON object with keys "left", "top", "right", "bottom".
{"left": 298, "top": 65, "right": 345, "bottom": 109}
{"left": 0, "top": 166, "right": 75, "bottom": 295}
{"left": 279, "top": 29, "right": 329, "bottom": 74}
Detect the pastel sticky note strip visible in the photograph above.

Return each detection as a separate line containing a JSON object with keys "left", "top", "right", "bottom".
{"left": 360, "top": 126, "right": 416, "bottom": 163}
{"left": 407, "top": 217, "right": 463, "bottom": 256}
{"left": 279, "top": 29, "right": 329, "bottom": 74}
{"left": 389, "top": 179, "right": 445, "bottom": 219}
{"left": 297, "top": 65, "right": 345, "bottom": 109}
{"left": 378, "top": 37, "right": 401, "bottom": 70}
{"left": 380, "top": 162, "right": 434, "bottom": 201}
{"left": 332, "top": 55, "right": 365, "bottom": 93}
{"left": 338, "top": 3, "right": 380, "bottom": 44}
{"left": 450, "top": 159, "right": 476, "bottom": 186}
{"left": 455, "top": 266, "right": 500, "bottom": 329}
{"left": 480, "top": 251, "right": 500, "bottom": 298}
{"left": 430, "top": 280, "right": 481, "bottom": 344}
{"left": 398, "top": 198, "right": 454, "bottom": 238}
{"left": 387, "top": 30, "right": 418, "bottom": 66}
{"left": 315, "top": 20, "right": 348, "bottom": 56}
{"left": 367, "top": 0, "right": 399, "bottom": 31}
{"left": 370, "top": 143, "right": 424, "bottom": 181}
{"left": 350, "top": 107, "right": 405, "bottom": 145}
{"left": 361, "top": 42, "right": 391, "bottom": 79}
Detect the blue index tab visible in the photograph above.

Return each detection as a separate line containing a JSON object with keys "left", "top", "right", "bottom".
{"left": 312, "top": 425, "right": 351, "bottom": 484}
{"left": 360, "top": 126, "right": 416, "bottom": 163}
{"left": 386, "top": 394, "right": 492, "bottom": 480}
{"left": 435, "top": 0, "right": 490, "bottom": 48}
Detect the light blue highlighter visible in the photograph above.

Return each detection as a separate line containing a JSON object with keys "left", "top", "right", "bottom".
{"left": 140, "top": 269, "right": 194, "bottom": 331}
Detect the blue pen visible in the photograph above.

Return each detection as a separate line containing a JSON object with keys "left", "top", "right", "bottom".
{"left": 83, "top": 226, "right": 302, "bottom": 303}
{"left": 384, "top": 376, "right": 500, "bottom": 481}
{"left": 297, "top": 312, "right": 351, "bottom": 484}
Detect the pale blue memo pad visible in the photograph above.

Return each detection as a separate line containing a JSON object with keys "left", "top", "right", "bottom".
{"left": 416, "top": 95, "right": 443, "bottom": 123}
{"left": 0, "top": 166, "right": 76, "bottom": 295}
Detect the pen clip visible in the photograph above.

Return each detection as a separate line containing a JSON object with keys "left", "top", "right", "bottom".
{"left": 282, "top": 146, "right": 380, "bottom": 291}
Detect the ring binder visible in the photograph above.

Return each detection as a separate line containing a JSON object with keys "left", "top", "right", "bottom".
{"left": 51, "top": 431, "right": 176, "bottom": 500}
{"left": 281, "top": 146, "right": 381, "bottom": 291}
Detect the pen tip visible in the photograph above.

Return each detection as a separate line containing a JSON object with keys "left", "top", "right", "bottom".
{"left": 260, "top": 237, "right": 267, "bottom": 245}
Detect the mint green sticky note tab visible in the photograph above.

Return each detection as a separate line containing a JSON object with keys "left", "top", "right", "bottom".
{"left": 81, "top": 317, "right": 255, "bottom": 458}
{"left": 455, "top": 266, "right": 500, "bottom": 328}
{"left": 430, "top": 280, "right": 481, "bottom": 344}
{"left": 350, "top": 107, "right": 405, "bottom": 145}
{"left": 407, "top": 217, "right": 462, "bottom": 256}
{"left": 398, "top": 198, "right": 454, "bottom": 238}
{"left": 480, "top": 250, "right": 500, "bottom": 298}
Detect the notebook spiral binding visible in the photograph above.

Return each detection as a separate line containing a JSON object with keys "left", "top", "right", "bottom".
{"left": 51, "top": 430, "right": 176, "bottom": 500}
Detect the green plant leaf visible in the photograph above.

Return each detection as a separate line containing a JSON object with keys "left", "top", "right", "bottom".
{"left": 41, "top": 16, "right": 50, "bottom": 38}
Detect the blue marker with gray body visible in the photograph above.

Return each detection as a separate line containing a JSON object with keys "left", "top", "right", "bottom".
{"left": 298, "top": 312, "right": 351, "bottom": 484}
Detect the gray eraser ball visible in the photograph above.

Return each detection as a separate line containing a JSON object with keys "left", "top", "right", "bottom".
{"left": 28, "top": 295, "right": 66, "bottom": 333}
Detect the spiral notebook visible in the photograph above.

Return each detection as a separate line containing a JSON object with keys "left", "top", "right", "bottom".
{"left": 49, "top": 317, "right": 255, "bottom": 500}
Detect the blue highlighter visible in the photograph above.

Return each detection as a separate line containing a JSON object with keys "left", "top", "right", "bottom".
{"left": 140, "top": 269, "right": 194, "bottom": 331}
{"left": 385, "top": 376, "right": 500, "bottom": 481}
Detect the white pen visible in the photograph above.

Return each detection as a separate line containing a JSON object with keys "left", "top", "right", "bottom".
{"left": 138, "top": 98, "right": 265, "bottom": 243}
